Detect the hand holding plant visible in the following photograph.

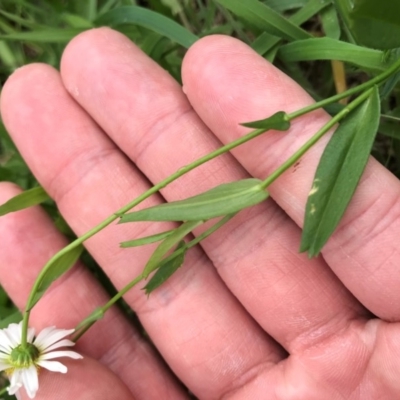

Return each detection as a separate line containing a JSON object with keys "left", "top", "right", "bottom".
{"left": 0, "top": 12, "right": 400, "bottom": 400}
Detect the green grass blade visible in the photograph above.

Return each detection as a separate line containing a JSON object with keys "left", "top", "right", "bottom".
{"left": 320, "top": 3, "right": 341, "bottom": 39}
{"left": 252, "top": 0, "right": 331, "bottom": 56}
{"left": 119, "top": 179, "right": 269, "bottom": 222}
{"left": 215, "top": 0, "right": 311, "bottom": 41}
{"left": 279, "top": 37, "right": 390, "bottom": 71}
{"left": 94, "top": 6, "right": 198, "bottom": 49}
{"left": 0, "top": 28, "right": 87, "bottom": 42}
{"left": 0, "top": 186, "right": 50, "bottom": 217}
{"left": 264, "top": 0, "right": 308, "bottom": 12}
{"left": 300, "top": 87, "right": 380, "bottom": 257}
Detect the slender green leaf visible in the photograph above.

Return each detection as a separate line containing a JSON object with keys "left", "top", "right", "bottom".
{"left": 94, "top": 6, "right": 198, "bottom": 49}
{"left": 215, "top": 0, "right": 311, "bottom": 41}
{"left": 0, "top": 187, "right": 50, "bottom": 217}
{"left": 120, "top": 229, "right": 175, "bottom": 248}
{"left": 27, "top": 245, "right": 84, "bottom": 310}
{"left": 144, "top": 241, "right": 187, "bottom": 294}
{"left": 120, "top": 179, "right": 269, "bottom": 222}
{"left": 61, "top": 13, "right": 94, "bottom": 28}
{"left": 143, "top": 221, "right": 201, "bottom": 277}
{"left": 0, "top": 28, "right": 86, "bottom": 42}
{"left": 321, "top": 4, "right": 341, "bottom": 40}
{"left": 252, "top": 0, "right": 331, "bottom": 56}
{"left": 279, "top": 37, "right": 390, "bottom": 71}
{"left": 241, "top": 111, "right": 290, "bottom": 130}
{"left": 264, "top": 0, "right": 308, "bottom": 12}
{"left": 300, "top": 87, "right": 380, "bottom": 257}
{"left": 0, "top": 10, "right": 44, "bottom": 30}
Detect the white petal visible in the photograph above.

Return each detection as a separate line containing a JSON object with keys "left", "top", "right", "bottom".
{"left": 42, "top": 339, "right": 75, "bottom": 353}
{"left": 0, "top": 329, "right": 13, "bottom": 352}
{"left": 40, "top": 350, "right": 83, "bottom": 360}
{"left": 27, "top": 327, "right": 36, "bottom": 344}
{"left": 34, "top": 327, "right": 74, "bottom": 350}
{"left": 37, "top": 360, "right": 67, "bottom": 373}
{"left": 4, "top": 322, "right": 23, "bottom": 346}
{"left": 21, "top": 365, "right": 39, "bottom": 399}
{"left": 32, "top": 326, "right": 55, "bottom": 345}
{"left": 8, "top": 369, "right": 23, "bottom": 394}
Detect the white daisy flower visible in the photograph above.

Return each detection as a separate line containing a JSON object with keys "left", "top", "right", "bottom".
{"left": 0, "top": 322, "right": 83, "bottom": 399}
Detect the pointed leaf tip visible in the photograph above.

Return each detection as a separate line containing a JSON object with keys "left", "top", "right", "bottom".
{"left": 240, "top": 111, "right": 290, "bottom": 131}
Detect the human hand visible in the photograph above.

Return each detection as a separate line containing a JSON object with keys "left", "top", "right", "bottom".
{"left": 0, "top": 28, "right": 399, "bottom": 399}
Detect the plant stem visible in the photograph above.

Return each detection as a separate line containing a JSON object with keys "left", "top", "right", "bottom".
{"left": 260, "top": 87, "right": 374, "bottom": 189}
{"left": 288, "top": 56, "right": 400, "bottom": 120}
{"left": 72, "top": 272, "right": 145, "bottom": 342}
{"left": 72, "top": 214, "right": 236, "bottom": 340}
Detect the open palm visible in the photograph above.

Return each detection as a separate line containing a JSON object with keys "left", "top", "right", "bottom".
{"left": 1, "top": 28, "right": 399, "bottom": 399}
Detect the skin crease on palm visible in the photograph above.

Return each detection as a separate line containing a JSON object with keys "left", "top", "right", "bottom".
{"left": 0, "top": 27, "right": 400, "bottom": 400}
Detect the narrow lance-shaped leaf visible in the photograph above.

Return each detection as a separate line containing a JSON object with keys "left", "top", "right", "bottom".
{"left": 0, "top": 28, "right": 87, "bottom": 42}
{"left": 279, "top": 37, "right": 390, "bottom": 71}
{"left": 144, "top": 241, "right": 187, "bottom": 295}
{"left": 120, "top": 229, "right": 175, "bottom": 248}
{"left": 94, "top": 6, "right": 199, "bottom": 49}
{"left": 143, "top": 220, "right": 202, "bottom": 277}
{"left": 252, "top": 0, "right": 331, "bottom": 57}
{"left": 119, "top": 179, "right": 269, "bottom": 222}
{"left": 27, "top": 245, "right": 84, "bottom": 311}
{"left": 215, "top": 0, "right": 311, "bottom": 41}
{"left": 0, "top": 186, "right": 50, "bottom": 217}
{"left": 300, "top": 86, "right": 380, "bottom": 257}
{"left": 241, "top": 111, "right": 290, "bottom": 130}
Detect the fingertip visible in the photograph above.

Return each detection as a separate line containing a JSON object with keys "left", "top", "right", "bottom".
{"left": 0, "top": 63, "right": 59, "bottom": 133}
{"left": 60, "top": 27, "right": 140, "bottom": 98}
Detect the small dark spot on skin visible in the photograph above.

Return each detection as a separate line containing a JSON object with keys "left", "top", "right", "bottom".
{"left": 293, "top": 160, "right": 301, "bottom": 172}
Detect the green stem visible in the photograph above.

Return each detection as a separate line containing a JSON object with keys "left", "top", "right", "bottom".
{"left": 260, "top": 87, "right": 374, "bottom": 189}
{"left": 72, "top": 272, "right": 144, "bottom": 342}
{"left": 288, "top": 56, "right": 400, "bottom": 120}
{"left": 22, "top": 127, "right": 270, "bottom": 342}
{"left": 72, "top": 214, "right": 236, "bottom": 340}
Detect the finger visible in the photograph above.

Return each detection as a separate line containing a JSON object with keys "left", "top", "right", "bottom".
{"left": 60, "top": 26, "right": 365, "bottom": 356}
{"left": 181, "top": 35, "right": 400, "bottom": 321}
{"left": 0, "top": 183, "right": 187, "bottom": 399}
{"left": 1, "top": 45, "right": 282, "bottom": 399}
{"left": 21, "top": 358, "right": 133, "bottom": 400}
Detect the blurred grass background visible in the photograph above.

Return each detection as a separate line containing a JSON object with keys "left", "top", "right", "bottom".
{"left": 0, "top": 2, "right": 400, "bottom": 396}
